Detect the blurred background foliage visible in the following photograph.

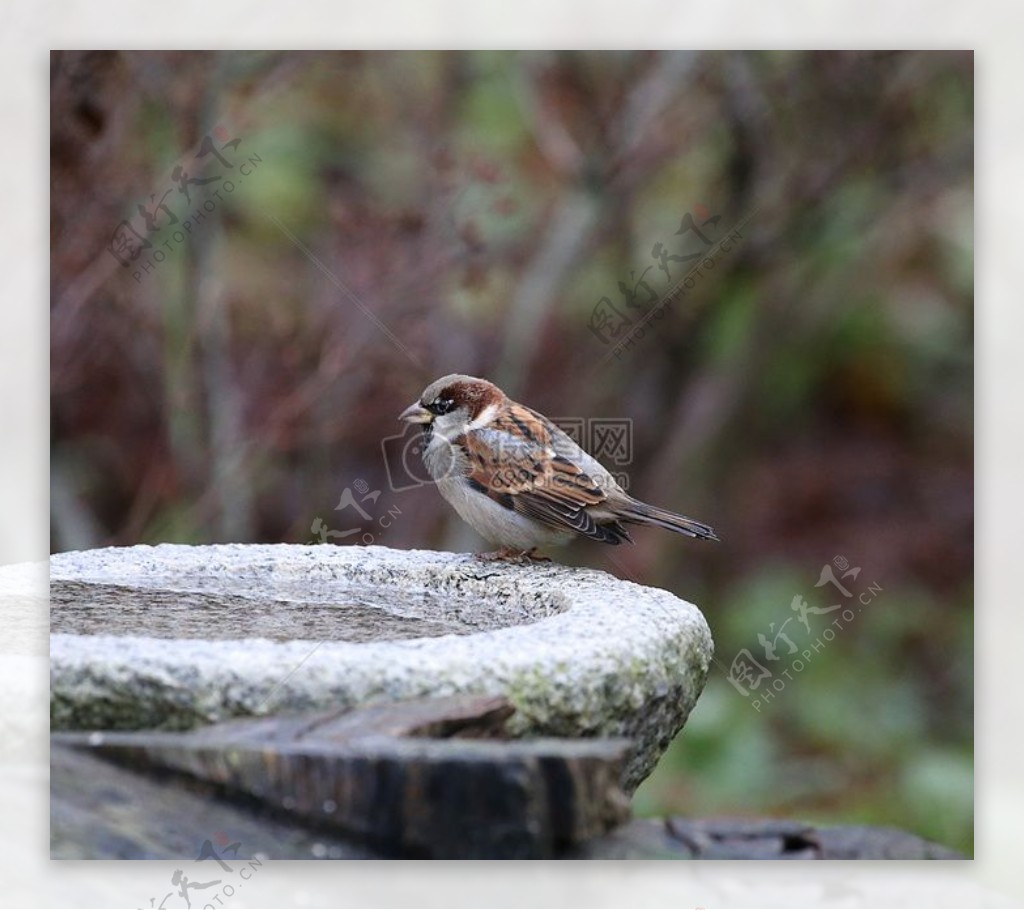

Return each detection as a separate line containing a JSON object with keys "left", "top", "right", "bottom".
{"left": 50, "top": 50, "right": 973, "bottom": 853}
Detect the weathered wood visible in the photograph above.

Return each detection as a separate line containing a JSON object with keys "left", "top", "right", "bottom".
{"left": 54, "top": 695, "right": 632, "bottom": 859}
{"left": 51, "top": 744, "right": 378, "bottom": 859}
{"left": 52, "top": 695, "right": 963, "bottom": 860}
{"left": 564, "top": 817, "right": 964, "bottom": 860}
{"left": 184, "top": 693, "right": 518, "bottom": 744}
{"left": 51, "top": 751, "right": 965, "bottom": 861}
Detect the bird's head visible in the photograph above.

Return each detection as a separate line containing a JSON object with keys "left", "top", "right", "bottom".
{"left": 399, "top": 374, "right": 504, "bottom": 439}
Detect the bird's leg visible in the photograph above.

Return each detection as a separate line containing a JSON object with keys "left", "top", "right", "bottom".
{"left": 475, "top": 547, "right": 551, "bottom": 563}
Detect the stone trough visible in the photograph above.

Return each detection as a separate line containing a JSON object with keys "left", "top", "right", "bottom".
{"left": 49, "top": 543, "right": 714, "bottom": 790}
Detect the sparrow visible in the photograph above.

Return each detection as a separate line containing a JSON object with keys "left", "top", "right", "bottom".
{"left": 399, "top": 374, "right": 718, "bottom": 559}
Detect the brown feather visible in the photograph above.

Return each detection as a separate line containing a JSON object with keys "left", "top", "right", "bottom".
{"left": 456, "top": 403, "right": 631, "bottom": 544}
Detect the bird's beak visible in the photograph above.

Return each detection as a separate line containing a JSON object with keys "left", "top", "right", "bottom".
{"left": 399, "top": 401, "right": 433, "bottom": 424}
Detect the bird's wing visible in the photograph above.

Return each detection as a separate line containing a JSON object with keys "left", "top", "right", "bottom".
{"left": 457, "top": 404, "right": 630, "bottom": 544}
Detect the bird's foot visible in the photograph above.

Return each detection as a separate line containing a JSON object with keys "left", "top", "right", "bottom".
{"left": 475, "top": 547, "right": 551, "bottom": 563}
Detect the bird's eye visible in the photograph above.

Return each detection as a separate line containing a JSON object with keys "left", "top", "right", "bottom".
{"left": 428, "top": 398, "right": 456, "bottom": 415}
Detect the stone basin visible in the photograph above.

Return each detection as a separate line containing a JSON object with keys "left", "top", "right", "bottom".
{"left": 49, "top": 543, "right": 713, "bottom": 790}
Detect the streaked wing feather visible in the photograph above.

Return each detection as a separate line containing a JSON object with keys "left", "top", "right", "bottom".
{"left": 457, "top": 405, "right": 626, "bottom": 543}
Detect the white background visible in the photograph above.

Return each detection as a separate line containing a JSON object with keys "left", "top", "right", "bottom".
{"left": 3, "top": 1, "right": 1016, "bottom": 906}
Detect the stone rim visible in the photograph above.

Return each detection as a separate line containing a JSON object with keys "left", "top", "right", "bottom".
{"left": 49, "top": 543, "right": 714, "bottom": 789}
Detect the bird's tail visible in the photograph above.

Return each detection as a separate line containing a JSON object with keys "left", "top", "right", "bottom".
{"left": 620, "top": 499, "right": 719, "bottom": 541}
